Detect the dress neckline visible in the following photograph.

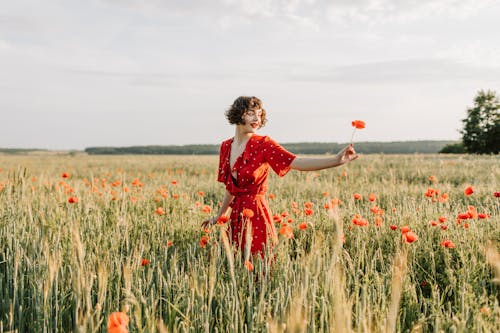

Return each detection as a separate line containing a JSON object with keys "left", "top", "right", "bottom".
{"left": 229, "top": 134, "right": 254, "bottom": 174}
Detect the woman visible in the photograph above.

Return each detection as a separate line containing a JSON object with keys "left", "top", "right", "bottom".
{"left": 202, "top": 96, "right": 358, "bottom": 256}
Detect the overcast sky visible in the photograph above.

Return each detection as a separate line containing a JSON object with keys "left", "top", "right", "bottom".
{"left": 1, "top": 0, "right": 499, "bottom": 150}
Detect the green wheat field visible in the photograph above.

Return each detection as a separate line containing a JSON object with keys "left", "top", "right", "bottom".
{"left": 0, "top": 154, "right": 499, "bottom": 332}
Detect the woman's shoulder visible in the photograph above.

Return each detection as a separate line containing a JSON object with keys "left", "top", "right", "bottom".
{"left": 253, "top": 134, "right": 279, "bottom": 146}
{"left": 220, "top": 137, "right": 233, "bottom": 147}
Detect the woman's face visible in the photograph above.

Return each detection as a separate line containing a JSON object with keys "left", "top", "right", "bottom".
{"left": 240, "top": 109, "right": 263, "bottom": 132}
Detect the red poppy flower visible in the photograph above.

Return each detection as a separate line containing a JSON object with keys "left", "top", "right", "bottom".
{"left": 62, "top": 172, "right": 70, "bottom": 179}
{"left": 494, "top": 192, "right": 500, "bottom": 198}
{"left": 390, "top": 225, "right": 398, "bottom": 230}
{"left": 201, "top": 205, "right": 212, "bottom": 213}
{"left": 217, "top": 215, "right": 230, "bottom": 224}
{"left": 68, "top": 196, "right": 78, "bottom": 204}
{"left": 108, "top": 311, "right": 129, "bottom": 333}
{"left": 166, "top": 241, "right": 174, "bottom": 247}
{"left": 368, "top": 193, "right": 377, "bottom": 202}
{"left": 464, "top": 186, "right": 474, "bottom": 196}
{"left": 353, "top": 193, "right": 362, "bottom": 200}
{"left": 352, "top": 214, "right": 368, "bottom": 227}
{"left": 141, "top": 258, "right": 150, "bottom": 266}
{"left": 404, "top": 231, "right": 418, "bottom": 243}
{"left": 440, "top": 225, "right": 448, "bottom": 231}
{"left": 279, "top": 225, "right": 294, "bottom": 238}
{"left": 429, "top": 220, "right": 438, "bottom": 226}
{"left": 299, "top": 222, "right": 307, "bottom": 230}
{"left": 351, "top": 120, "right": 366, "bottom": 129}
{"left": 244, "top": 260, "right": 254, "bottom": 272}
{"left": 199, "top": 235, "right": 209, "bottom": 248}
{"left": 242, "top": 208, "right": 254, "bottom": 218}
{"left": 304, "top": 208, "right": 314, "bottom": 216}
{"left": 440, "top": 240, "right": 455, "bottom": 248}
{"left": 438, "top": 216, "right": 447, "bottom": 223}
{"left": 400, "top": 226, "right": 410, "bottom": 234}
{"left": 155, "top": 207, "right": 165, "bottom": 215}
{"left": 478, "top": 213, "right": 490, "bottom": 219}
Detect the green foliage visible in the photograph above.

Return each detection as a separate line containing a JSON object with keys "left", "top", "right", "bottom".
{"left": 439, "top": 142, "right": 466, "bottom": 154}
{"left": 461, "top": 90, "right": 500, "bottom": 154}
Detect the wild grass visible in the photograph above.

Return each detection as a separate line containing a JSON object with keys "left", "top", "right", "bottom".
{"left": 0, "top": 154, "right": 499, "bottom": 332}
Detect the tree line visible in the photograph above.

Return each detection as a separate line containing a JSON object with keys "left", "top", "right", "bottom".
{"left": 84, "top": 141, "right": 456, "bottom": 155}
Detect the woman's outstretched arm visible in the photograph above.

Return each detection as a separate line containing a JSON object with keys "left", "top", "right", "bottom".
{"left": 290, "top": 144, "right": 358, "bottom": 171}
{"left": 201, "top": 189, "right": 234, "bottom": 227}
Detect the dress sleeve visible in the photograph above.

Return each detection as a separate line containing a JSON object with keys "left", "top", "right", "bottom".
{"left": 217, "top": 141, "right": 228, "bottom": 183}
{"left": 263, "top": 137, "right": 296, "bottom": 177}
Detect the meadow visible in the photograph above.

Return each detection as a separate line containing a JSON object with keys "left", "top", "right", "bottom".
{"left": 0, "top": 153, "right": 499, "bottom": 332}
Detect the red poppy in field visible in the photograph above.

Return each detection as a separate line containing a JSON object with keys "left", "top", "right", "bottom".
{"left": 304, "top": 202, "right": 313, "bottom": 209}
{"left": 429, "top": 220, "right": 438, "bottom": 227}
{"left": 428, "top": 175, "right": 437, "bottom": 182}
{"left": 279, "top": 225, "right": 294, "bottom": 239}
{"left": 390, "top": 225, "right": 398, "bottom": 230}
{"left": 199, "top": 235, "right": 209, "bottom": 248}
{"left": 131, "top": 178, "right": 142, "bottom": 187}
{"left": 352, "top": 214, "right": 368, "bottom": 227}
{"left": 273, "top": 214, "right": 282, "bottom": 223}
{"left": 353, "top": 193, "right": 362, "bottom": 200}
{"left": 268, "top": 193, "right": 275, "bottom": 199}
{"left": 155, "top": 207, "right": 165, "bottom": 215}
{"left": 217, "top": 215, "right": 230, "bottom": 224}
{"left": 171, "top": 180, "right": 177, "bottom": 185}
{"left": 299, "top": 222, "right": 308, "bottom": 230}
{"left": 242, "top": 208, "right": 254, "bottom": 218}
{"left": 244, "top": 260, "right": 254, "bottom": 272}
{"left": 440, "top": 240, "right": 455, "bottom": 248}
{"left": 304, "top": 208, "right": 314, "bottom": 216}
{"left": 351, "top": 120, "right": 366, "bottom": 129}
{"left": 438, "top": 216, "right": 447, "bottom": 223}
{"left": 494, "top": 192, "right": 500, "bottom": 198}
{"left": 368, "top": 193, "right": 377, "bottom": 202}
{"left": 68, "top": 196, "right": 78, "bottom": 204}
{"left": 141, "top": 258, "right": 150, "bottom": 266}
{"left": 404, "top": 231, "right": 418, "bottom": 243}
{"left": 478, "top": 213, "right": 490, "bottom": 219}
{"left": 438, "top": 193, "right": 449, "bottom": 203}
{"left": 198, "top": 191, "right": 204, "bottom": 196}
{"left": 425, "top": 188, "right": 440, "bottom": 197}
{"left": 440, "top": 225, "right": 448, "bottom": 231}
{"left": 62, "top": 172, "right": 70, "bottom": 179}
{"left": 108, "top": 311, "right": 129, "bottom": 333}
{"left": 202, "top": 205, "right": 212, "bottom": 213}
{"left": 400, "top": 226, "right": 410, "bottom": 234}
{"left": 374, "top": 216, "right": 383, "bottom": 227}
{"left": 464, "top": 186, "right": 474, "bottom": 196}
{"left": 370, "top": 206, "right": 384, "bottom": 215}
{"left": 166, "top": 241, "right": 174, "bottom": 247}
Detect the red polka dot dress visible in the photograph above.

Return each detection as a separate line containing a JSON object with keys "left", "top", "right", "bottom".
{"left": 217, "top": 134, "right": 296, "bottom": 255}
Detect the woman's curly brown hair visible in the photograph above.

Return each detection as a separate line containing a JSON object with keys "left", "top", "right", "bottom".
{"left": 225, "top": 96, "right": 267, "bottom": 128}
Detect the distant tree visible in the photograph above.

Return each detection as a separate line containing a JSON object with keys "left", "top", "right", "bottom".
{"left": 439, "top": 142, "right": 466, "bottom": 154}
{"left": 461, "top": 90, "right": 500, "bottom": 154}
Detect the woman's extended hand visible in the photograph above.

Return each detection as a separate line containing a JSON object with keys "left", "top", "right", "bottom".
{"left": 336, "top": 144, "right": 359, "bottom": 165}
{"left": 201, "top": 216, "right": 217, "bottom": 229}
